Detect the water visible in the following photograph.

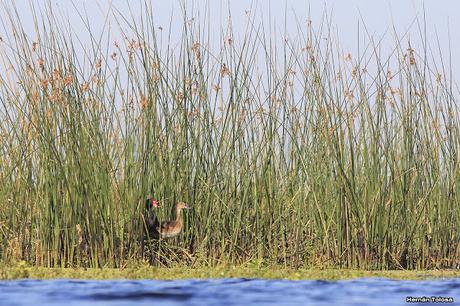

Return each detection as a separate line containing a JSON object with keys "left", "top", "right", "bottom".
{"left": 1, "top": 278, "right": 459, "bottom": 306}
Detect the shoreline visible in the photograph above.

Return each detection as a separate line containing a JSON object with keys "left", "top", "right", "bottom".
{"left": 1, "top": 265, "right": 459, "bottom": 280}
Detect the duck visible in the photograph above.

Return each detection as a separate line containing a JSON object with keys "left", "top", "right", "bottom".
{"left": 156, "top": 202, "right": 189, "bottom": 239}
{"left": 143, "top": 198, "right": 160, "bottom": 239}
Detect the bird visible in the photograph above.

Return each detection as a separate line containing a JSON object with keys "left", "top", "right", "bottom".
{"left": 140, "top": 198, "right": 160, "bottom": 265}
{"left": 156, "top": 202, "right": 189, "bottom": 239}
{"left": 143, "top": 198, "right": 160, "bottom": 239}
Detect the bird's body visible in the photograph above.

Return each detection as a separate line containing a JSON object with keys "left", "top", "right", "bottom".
{"left": 157, "top": 202, "right": 188, "bottom": 239}
{"left": 158, "top": 220, "right": 182, "bottom": 238}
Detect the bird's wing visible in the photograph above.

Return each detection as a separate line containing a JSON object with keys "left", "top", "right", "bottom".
{"left": 158, "top": 221, "right": 175, "bottom": 232}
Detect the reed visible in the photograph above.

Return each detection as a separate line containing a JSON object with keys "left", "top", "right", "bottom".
{"left": 0, "top": 2, "right": 458, "bottom": 270}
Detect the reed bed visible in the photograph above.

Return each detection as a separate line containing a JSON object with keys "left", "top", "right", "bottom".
{"left": 0, "top": 2, "right": 459, "bottom": 270}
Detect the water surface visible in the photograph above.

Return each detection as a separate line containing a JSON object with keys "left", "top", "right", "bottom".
{"left": 1, "top": 278, "right": 459, "bottom": 306}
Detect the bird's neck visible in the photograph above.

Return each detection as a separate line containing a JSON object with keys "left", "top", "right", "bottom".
{"left": 145, "top": 210, "right": 158, "bottom": 226}
{"left": 175, "top": 208, "right": 182, "bottom": 222}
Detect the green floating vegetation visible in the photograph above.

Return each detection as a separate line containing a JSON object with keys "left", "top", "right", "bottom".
{"left": 0, "top": 2, "right": 459, "bottom": 271}
{"left": 1, "top": 262, "right": 460, "bottom": 280}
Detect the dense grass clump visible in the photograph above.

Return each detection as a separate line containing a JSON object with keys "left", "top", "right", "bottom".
{"left": 0, "top": 2, "right": 459, "bottom": 270}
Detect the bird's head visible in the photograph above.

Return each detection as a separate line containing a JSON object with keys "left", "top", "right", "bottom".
{"left": 176, "top": 202, "right": 189, "bottom": 210}
{"left": 146, "top": 198, "right": 160, "bottom": 209}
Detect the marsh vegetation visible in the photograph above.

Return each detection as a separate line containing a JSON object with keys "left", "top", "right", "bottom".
{"left": 0, "top": 2, "right": 459, "bottom": 270}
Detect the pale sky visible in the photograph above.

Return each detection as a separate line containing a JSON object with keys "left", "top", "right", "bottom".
{"left": 1, "top": 0, "right": 459, "bottom": 80}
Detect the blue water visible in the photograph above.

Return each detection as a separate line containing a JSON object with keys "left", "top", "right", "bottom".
{"left": 0, "top": 278, "right": 459, "bottom": 306}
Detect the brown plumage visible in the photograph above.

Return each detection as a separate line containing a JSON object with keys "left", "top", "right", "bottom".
{"left": 156, "top": 202, "right": 188, "bottom": 239}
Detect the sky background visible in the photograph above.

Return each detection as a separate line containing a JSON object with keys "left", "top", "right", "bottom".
{"left": 1, "top": 0, "right": 459, "bottom": 81}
